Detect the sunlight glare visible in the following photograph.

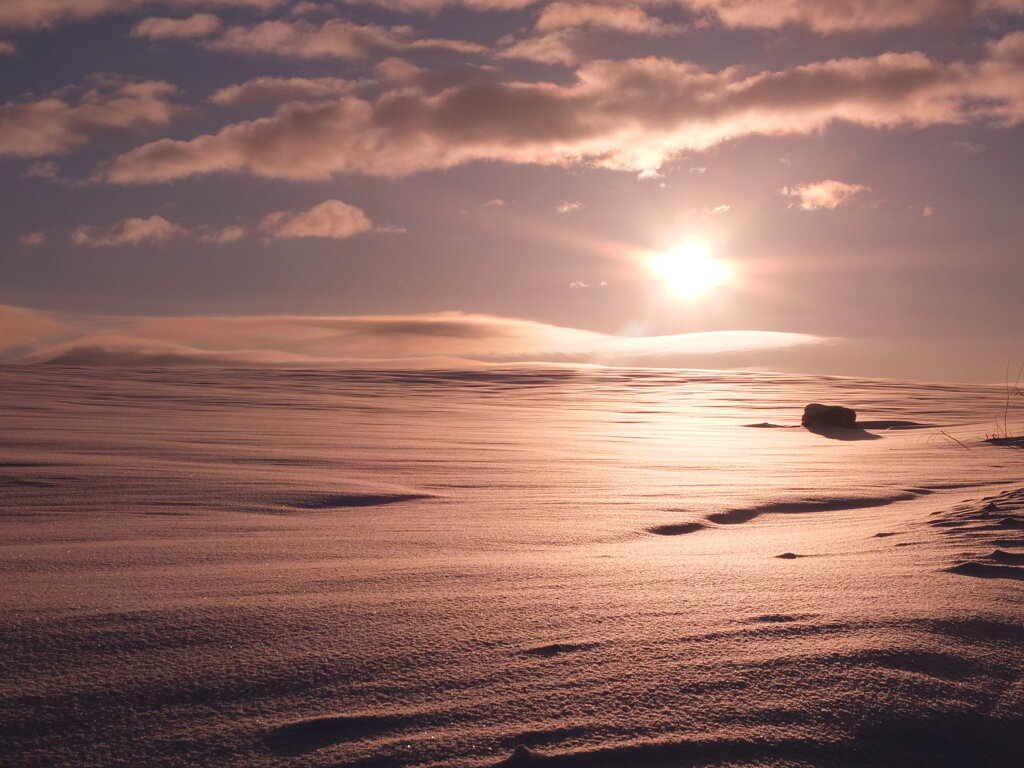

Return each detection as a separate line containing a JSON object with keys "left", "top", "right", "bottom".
{"left": 649, "top": 241, "right": 729, "bottom": 299}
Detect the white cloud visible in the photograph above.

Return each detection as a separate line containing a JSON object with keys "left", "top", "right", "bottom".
{"left": 260, "top": 199, "right": 375, "bottom": 239}
{"left": 131, "top": 13, "right": 222, "bottom": 39}
{"left": 71, "top": 215, "right": 188, "bottom": 246}
{"left": 210, "top": 76, "right": 355, "bottom": 107}
{"left": 19, "top": 231, "right": 47, "bottom": 246}
{"left": 0, "top": 80, "right": 180, "bottom": 157}
{"left": 557, "top": 201, "right": 584, "bottom": 214}
{"left": 781, "top": 179, "right": 868, "bottom": 210}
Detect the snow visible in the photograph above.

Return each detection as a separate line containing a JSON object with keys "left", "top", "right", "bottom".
{"left": 1, "top": 366, "right": 1022, "bottom": 767}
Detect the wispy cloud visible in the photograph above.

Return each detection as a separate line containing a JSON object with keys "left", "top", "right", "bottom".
{"left": 200, "top": 224, "right": 246, "bottom": 242}
{"left": 131, "top": 13, "right": 222, "bottom": 39}
{"left": 781, "top": 179, "right": 868, "bottom": 210}
{"left": 23, "top": 161, "right": 64, "bottom": 182}
{"left": 557, "top": 201, "right": 584, "bottom": 214}
{"left": 209, "top": 76, "right": 355, "bottom": 107}
{"left": 18, "top": 232, "right": 46, "bottom": 246}
{"left": 71, "top": 215, "right": 188, "bottom": 246}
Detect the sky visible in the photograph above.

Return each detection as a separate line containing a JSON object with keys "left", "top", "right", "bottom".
{"left": 1, "top": 0, "right": 1023, "bottom": 381}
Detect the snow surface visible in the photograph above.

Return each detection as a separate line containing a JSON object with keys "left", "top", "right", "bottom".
{"left": 1, "top": 366, "right": 1022, "bottom": 767}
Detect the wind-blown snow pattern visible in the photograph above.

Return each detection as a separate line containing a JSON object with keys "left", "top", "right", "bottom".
{"left": 1, "top": 366, "right": 1022, "bottom": 768}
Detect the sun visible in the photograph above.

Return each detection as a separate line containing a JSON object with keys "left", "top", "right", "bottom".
{"left": 648, "top": 240, "right": 728, "bottom": 299}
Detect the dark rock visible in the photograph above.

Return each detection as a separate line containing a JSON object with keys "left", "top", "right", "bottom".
{"left": 801, "top": 403, "right": 857, "bottom": 429}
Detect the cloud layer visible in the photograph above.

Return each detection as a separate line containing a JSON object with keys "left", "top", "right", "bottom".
{"left": 0, "top": 304, "right": 828, "bottom": 367}
{"left": 100, "top": 38, "right": 1024, "bottom": 183}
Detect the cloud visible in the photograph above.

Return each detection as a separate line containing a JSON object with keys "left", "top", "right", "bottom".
{"left": 499, "top": 30, "right": 583, "bottom": 65}
{"left": 0, "top": 79, "right": 181, "bottom": 157}
{"left": 2, "top": 305, "right": 829, "bottom": 367}
{"left": 481, "top": 198, "right": 507, "bottom": 207}
{"left": 131, "top": 13, "right": 222, "bottom": 39}
{"left": 0, "top": 41, "right": 15, "bottom": 54}
{"left": 674, "top": 0, "right": 1024, "bottom": 33}
{"left": 19, "top": 232, "right": 47, "bottom": 246}
{"left": 206, "top": 18, "right": 485, "bottom": 59}
{"left": 210, "top": 76, "right": 355, "bottom": 107}
{"left": 23, "top": 160, "right": 63, "bottom": 181}
{"left": 337, "top": 0, "right": 539, "bottom": 10}
{"left": 557, "top": 201, "right": 584, "bottom": 214}
{"left": 101, "top": 41, "right": 1024, "bottom": 184}
{"left": 71, "top": 215, "right": 188, "bottom": 246}
{"left": 0, "top": 0, "right": 281, "bottom": 29}
{"left": 200, "top": 224, "right": 245, "bottom": 242}
{"left": 569, "top": 280, "right": 607, "bottom": 288}
{"left": 260, "top": 199, "right": 375, "bottom": 239}
{"left": 781, "top": 179, "right": 868, "bottom": 210}
{"left": 537, "top": 2, "right": 682, "bottom": 34}
{"left": 706, "top": 204, "right": 730, "bottom": 215}
{"left": 950, "top": 139, "right": 984, "bottom": 153}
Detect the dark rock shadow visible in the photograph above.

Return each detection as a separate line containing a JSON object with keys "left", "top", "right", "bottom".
{"left": 857, "top": 420, "right": 935, "bottom": 430}
{"left": 646, "top": 522, "right": 705, "bottom": 536}
{"left": 803, "top": 423, "right": 882, "bottom": 441}
{"left": 945, "top": 561, "right": 1024, "bottom": 580}
{"left": 520, "top": 642, "right": 599, "bottom": 657}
